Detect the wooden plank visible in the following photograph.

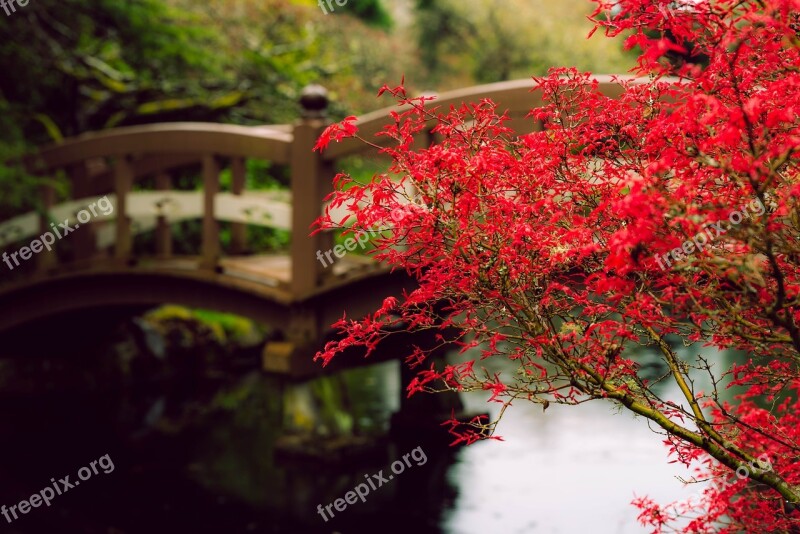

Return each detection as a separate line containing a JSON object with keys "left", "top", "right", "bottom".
{"left": 214, "top": 192, "right": 291, "bottom": 230}
{"left": 220, "top": 254, "right": 291, "bottom": 285}
{"left": 49, "top": 196, "right": 116, "bottom": 224}
{"left": 96, "top": 217, "right": 157, "bottom": 250}
{"left": 126, "top": 191, "right": 202, "bottom": 219}
{"left": 0, "top": 212, "right": 38, "bottom": 248}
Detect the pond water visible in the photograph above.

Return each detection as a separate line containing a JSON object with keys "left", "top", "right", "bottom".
{"left": 0, "top": 322, "right": 732, "bottom": 534}
{"left": 441, "top": 340, "right": 725, "bottom": 534}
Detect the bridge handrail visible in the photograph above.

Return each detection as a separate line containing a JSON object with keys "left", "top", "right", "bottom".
{"left": 26, "top": 122, "right": 294, "bottom": 172}
{"left": 3, "top": 76, "right": 650, "bottom": 296}
{"left": 321, "top": 74, "right": 643, "bottom": 160}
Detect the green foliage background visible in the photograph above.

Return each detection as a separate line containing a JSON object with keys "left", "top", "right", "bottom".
{"left": 0, "top": 0, "right": 634, "bottom": 251}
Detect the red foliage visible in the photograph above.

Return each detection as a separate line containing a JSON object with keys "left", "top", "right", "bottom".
{"left": 313, "top": 115, "right": 358, "bottom": 152}
{"left": 313, "top": 1, "right": 800, "bottom": 531}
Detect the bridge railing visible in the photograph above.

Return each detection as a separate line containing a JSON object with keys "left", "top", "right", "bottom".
{"left": 0, "top": 76, "right": 637, "bottom": 297}
{"left": 1, "top": 122, "right": 301, "bottom": 283}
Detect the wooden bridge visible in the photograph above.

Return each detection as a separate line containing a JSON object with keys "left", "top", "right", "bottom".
{"left": 0, "top": 77, "right": 628, "bottom": 377}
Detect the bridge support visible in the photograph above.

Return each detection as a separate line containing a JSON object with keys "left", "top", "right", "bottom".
{"left": 262, "top": 303, "right": 322, "bottom": 376}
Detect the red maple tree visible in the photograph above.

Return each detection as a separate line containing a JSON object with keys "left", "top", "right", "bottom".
{"left": 313, "top": 1, "right": 800, "bottom": 531}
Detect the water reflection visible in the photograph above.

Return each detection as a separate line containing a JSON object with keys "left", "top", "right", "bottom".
{"left": 441, "top": 342, "right": 741, "bottom": 534}
{"left": 0, "top": 311, "right": 742, "bottom": 533}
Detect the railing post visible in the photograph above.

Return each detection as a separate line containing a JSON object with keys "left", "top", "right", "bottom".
{"left": 68, "top": 161, "right": 98, "bottom": 262}
{"left": 36, "top": 182, "right": 57, "bottom": 273}
{"left": 113, "top": 156, "right": 133, "bottom": 265}
{"left": 201, "top": 154, "right": 220, "bottom": 270}
{"left": 230, "top": 157, "right": 247, "bottom": 255}
{"left": 154, "top": 172, "right": 173, "bottom": 258}
{"left": 290, "top": 84, "right": 334, "bottom": 297}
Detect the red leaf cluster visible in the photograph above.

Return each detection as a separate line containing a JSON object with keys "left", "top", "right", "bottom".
{"left": 314, "top": 1, "right": 800, "bottom": 531}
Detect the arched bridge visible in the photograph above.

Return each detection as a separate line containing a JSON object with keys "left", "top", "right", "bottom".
{"left": 0, "top": 77, "right": 629, "bottom": 376}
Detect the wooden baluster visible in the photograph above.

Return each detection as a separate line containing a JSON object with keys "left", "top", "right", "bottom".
{"left": 114, "top": 156, "right": 133, "bottom": 265}
{"left": 230, "top": 157, "right": 247, "bottom": 255}
{"left": 154, "top": 172, "right": 173, "bottom": 258}
{"left": 68, "top": 161, "right": 97, "bottom": 262}
{"left": 201, "top": 155, "right": 220, "bottom": 270}
{"left": 36, "top": 182, "right": 57, "bottom": 274}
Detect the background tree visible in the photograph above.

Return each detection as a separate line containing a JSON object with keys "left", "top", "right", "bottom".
{"left": 0, "top": 0, "right": 413, "bottom": 221}
{"left": 413, "top": 0, "right": 635, "bottom": 86}
{"left": 314, "top": 1, "right": 800, "bottom": 532}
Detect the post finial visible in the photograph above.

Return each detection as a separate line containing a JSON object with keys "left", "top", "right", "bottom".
{"left": 300, "top": 84, "right": 329, "bottom": 119}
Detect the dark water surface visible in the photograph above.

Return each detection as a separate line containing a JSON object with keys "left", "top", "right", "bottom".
{"left": 0, "top": 317, "right": 732, "bottom": 534}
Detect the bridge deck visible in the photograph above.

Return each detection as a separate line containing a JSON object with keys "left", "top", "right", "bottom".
{"left": 221, "top": 252, "right": 379, "bottom": 292}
